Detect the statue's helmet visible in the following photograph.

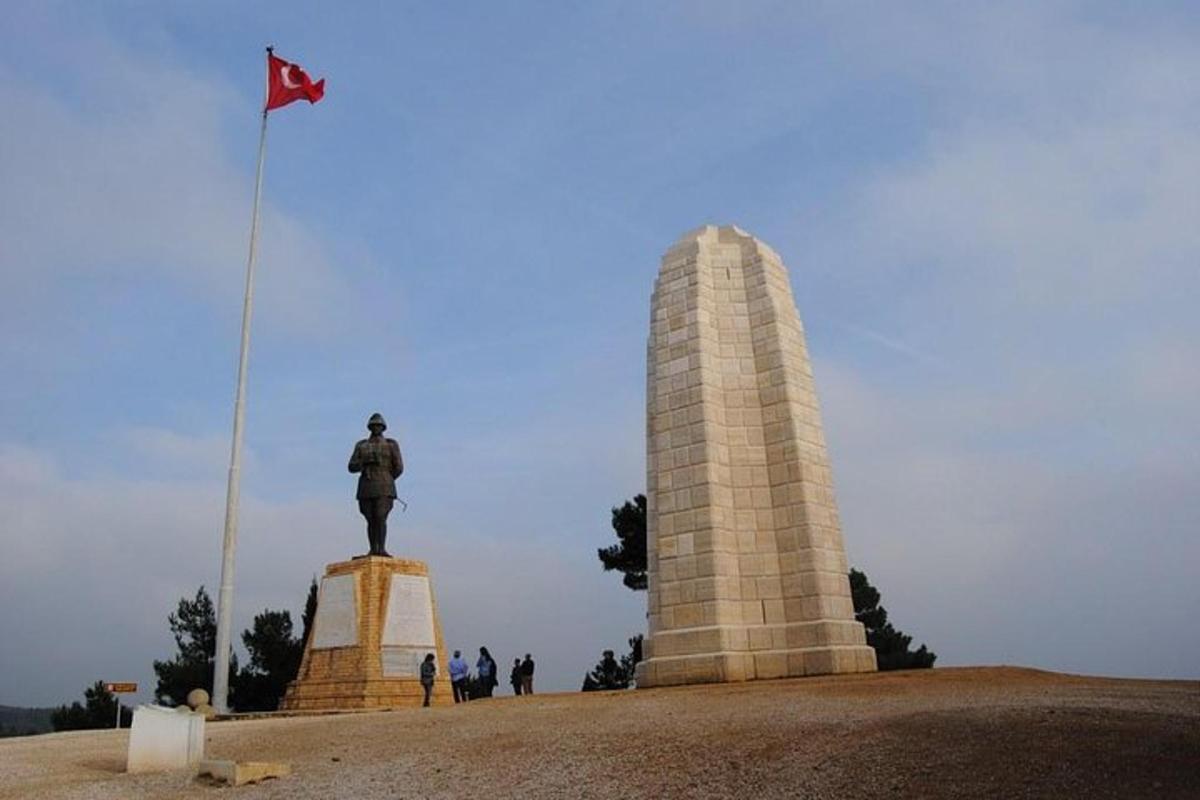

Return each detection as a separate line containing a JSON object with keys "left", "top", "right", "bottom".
{"left": 367, "top": 412, "right": 387, "bottom": 431}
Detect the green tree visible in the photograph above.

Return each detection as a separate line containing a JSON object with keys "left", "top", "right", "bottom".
{"left": 300, "top": 576, "right": 318, "bottom": 645}
{"left": 621, "top": 633, "right": 643, "bottom": 676}
{"left": 581, "top": 635, "right": 643, "bottom": 691}
{"left": 597, "top": 494, "right": 647, "bottom": 591}
{"left": 232, "top": 609, "right": 303, "bottom": 712}
{"left": 50, "top": 681, "right": 131, "bottom": 731}
{"left": 152, "top": 586, "right": 236, "bottom": 706}
{"left": 582, "top": 650, "right": 625, "bottom": 691}
{"left": 593, "top": 496, "right": 648, "bottom": 685}
{"left": 849, "top": 568, "right": 936, "bottom": 671}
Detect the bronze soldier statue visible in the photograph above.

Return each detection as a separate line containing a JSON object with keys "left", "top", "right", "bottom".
{"left": 348, "top": 412, "right": 404, "bottom": 557}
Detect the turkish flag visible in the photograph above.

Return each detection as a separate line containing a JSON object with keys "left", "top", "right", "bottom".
{"left": 265, "top": 51, "right": 325, "bottom": 111}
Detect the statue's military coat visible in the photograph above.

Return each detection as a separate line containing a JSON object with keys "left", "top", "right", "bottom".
{"left": 348, "top": 436, "right": 404, "bottom": 499}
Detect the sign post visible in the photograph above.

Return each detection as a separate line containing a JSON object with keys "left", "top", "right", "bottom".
{"left": 105, "top": 682, "right": 138, "bottom": 729}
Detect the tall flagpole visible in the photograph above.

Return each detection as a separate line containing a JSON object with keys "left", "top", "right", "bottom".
{"left": 213, "top": 77, "right": 270, "bottom": 714}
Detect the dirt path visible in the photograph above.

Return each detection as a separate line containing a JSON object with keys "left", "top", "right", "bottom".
{"left": 2, "top": 667, "right": 1196, "bottom": 799}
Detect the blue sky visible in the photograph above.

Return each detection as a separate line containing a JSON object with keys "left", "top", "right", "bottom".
{"left": 1, "top": 2, "right": 1198, "bottom": 706}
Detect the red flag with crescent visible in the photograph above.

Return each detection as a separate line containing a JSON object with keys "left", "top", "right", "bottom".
{"left": 265, "top": 51, "right": 325, "bottom": 111}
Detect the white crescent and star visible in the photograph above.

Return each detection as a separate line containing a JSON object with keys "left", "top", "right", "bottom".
{"left": 280, "top": 65, "right": 301, "bottom": 89}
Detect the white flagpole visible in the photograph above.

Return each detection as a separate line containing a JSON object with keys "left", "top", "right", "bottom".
{"left": 213, "top": 78, "right": 270, "bottom": 714}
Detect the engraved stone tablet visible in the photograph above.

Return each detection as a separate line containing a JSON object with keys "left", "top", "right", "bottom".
{"left": 382, "top": 574, "right": 435, "bottom": 647}
{"left": 381, "top": 646, "right": 435, "bottom": 678}
{"left": 311, "top": 573, "right": 359, "bottom": 649}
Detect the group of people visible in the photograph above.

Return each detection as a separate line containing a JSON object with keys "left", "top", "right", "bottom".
{"left": 414, "top": 648, "right": 536, "bottom": 706}
{"left": 444, "top": 648, "right": 535, "bottom": 703}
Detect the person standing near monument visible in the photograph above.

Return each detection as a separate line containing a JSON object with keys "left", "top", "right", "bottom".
{"left": 520, "top": 654, "right": 535, "bottom": 695}
{"left": 476, "top": 647, "right": 497, "bottom": 697}
{"left": 510, "top": 658, "right": 523, "bottom": 695}
{"left": 419, "top": 653, "right": 437, "bottom": 707}
{"left": 347, "top": 413, "right": 404, "bottom": 557}
{"left": 448, "top": 650, "right": 469, "bottom": 703}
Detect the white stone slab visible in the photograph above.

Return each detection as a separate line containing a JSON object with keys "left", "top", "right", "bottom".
{"left": 381, "top": 574, "right": 435, "bottom": 647}
{"left": 126, "top": 705, "right": 205, "bottom": 773}
{"left": 311, "top": 573, "right": 359, "bottom": 649}
{"left": 381, "top": 646, "right": 437, "bottom": 678}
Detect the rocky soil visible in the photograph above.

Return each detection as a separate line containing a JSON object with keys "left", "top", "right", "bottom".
{"left": 1, "top": 667, "right": 1196, "bottom": 799}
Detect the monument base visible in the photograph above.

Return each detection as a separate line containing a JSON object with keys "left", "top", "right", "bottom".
{"left": 636, "top": 622, "right": 877, "bottom": 688}
{"left": 281, "top": 556, "right": 452, "bottom": 710}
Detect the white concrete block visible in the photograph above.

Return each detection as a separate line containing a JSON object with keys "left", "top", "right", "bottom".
{"left": 126, "top": 705, "right": 205, "bottom": 773}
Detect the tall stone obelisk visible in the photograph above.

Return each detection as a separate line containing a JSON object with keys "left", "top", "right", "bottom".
{"left": 636, "top": 225, "right": 876, "bottom": 687}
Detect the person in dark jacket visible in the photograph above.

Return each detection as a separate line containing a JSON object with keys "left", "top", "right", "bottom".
{"left": 520, "top": 654, "right": 535, "bottom": 695}
{"left": 476, "top": 647, "right": 498, "bottom": 697}
{"left": 420, "top": 653, "right": 437, "bottom": 707}
{"left": 510, "top": 658, "right": 523, "bottom": 695}
{"left": 347, "top": 412, "right": 404, "bottom": 557}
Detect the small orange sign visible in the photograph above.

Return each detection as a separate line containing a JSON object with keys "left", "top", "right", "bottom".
{"left": 105, "top": 682, "right": 138, "bottom": 693}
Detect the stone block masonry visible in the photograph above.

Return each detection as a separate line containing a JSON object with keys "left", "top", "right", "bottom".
{"left": 636, "top": 225, "right": 876, "bottom": 687}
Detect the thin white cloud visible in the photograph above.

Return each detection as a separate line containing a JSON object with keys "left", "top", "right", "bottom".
{"left": 833, "top": 321, "right": 945, "bottom": 367}
{"left": 0, "top": 29, "right": 355, "bottom": 340}
{"left": 818, "top": 359, "right": 1200, "bottom": 679}
{"left": 117, "top": 427, "right": 234, "bottom": 477}
{"left": 799, "top": 8, "right": 1200, "bottom": 673}
{"left": 801, "top": 10, "right": 1200, "bottom": 684}
{"left": 820, "top": 6, "right": 1200, "bottom": 310}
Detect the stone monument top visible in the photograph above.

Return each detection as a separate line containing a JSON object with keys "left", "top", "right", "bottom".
{"left": 665, "top": 224, "right": 782, "bottom": 261}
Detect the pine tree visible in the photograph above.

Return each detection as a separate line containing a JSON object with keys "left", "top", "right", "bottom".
{"left": 233, "top": 610, "right": 303, "bottom": 712}
{"left": 300, "top": 576, "right": 318, "bottom": 645}
{"left": 582, "top": 650, "right": 627, "bottom": 691}
{"left": 597, "top": 494, "right": 647, "bottom": 591}
{"left": 620, "top": 634, "right": 643, "bottom": 678}
{"left": 593, "top": 496, "right": 649, "bottom": 685}
{"left": 152, "top": 587, "right": 237, "bottom": 705}
{"left": 849, "top": 568, "right": 936, "bottom": 671}
{"left": 582, "top": 634, "right": 644, "bottom": 691}
{"left": 155, "top": 581, "right": 314, "bottom": 711}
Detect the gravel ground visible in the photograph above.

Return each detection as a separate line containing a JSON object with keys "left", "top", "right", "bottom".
{"left": 1, "top": 667, "right": 1196, "bottom": 799}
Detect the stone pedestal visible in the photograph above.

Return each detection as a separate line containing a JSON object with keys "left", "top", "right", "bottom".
{"left": 281, "top": 556, "right": 452, "bottom": 710}
{"left": 636, "top": 225, "right": 877, "bottom": 688}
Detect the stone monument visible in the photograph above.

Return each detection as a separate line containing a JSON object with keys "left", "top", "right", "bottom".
{"left": 635, "top": 225, "right": 877, "bottom": 688}
{"left": 282, "top": 414, "right": 451, "bottom": 709}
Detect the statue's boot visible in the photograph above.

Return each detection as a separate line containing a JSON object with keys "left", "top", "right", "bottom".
{"left": 367, "top": 518, "right": 391, "bottom": 558}
{"left": 374, "top": 529, "right": 391, "bottom": 558}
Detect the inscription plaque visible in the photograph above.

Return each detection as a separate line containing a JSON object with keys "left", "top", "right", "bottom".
{"left": 311, "top": 573, "right": 359, "bottom": 649}
{"left": 382, "top": 574, "right": 435, "bottom": 647}
{"left": 381, "top": 646, "right": 436, "bottom": 678}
